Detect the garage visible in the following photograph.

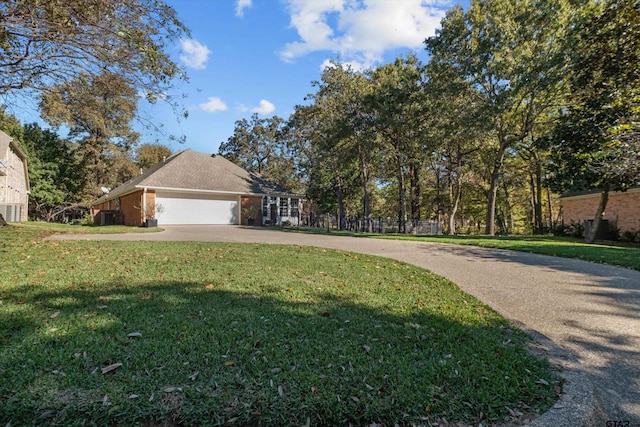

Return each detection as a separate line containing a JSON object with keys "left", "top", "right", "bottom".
{"left": 155, "top": 191, "right": 239, "bottom": 225}
{"left": 92, "top": 150, "right": 299, "bottom": 227}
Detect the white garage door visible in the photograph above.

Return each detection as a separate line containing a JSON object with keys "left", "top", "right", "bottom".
{"left": 155, "top": 192, "right": 239, "bottom": 225}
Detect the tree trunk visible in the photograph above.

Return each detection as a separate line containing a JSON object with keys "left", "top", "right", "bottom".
{"left": 394, "top": 148, "right": 407, "bottom": 234}
{"left": 410, "top": 162, "right": 421, "bottom": 225}
{"left": 585, "top": 182, "right": 610, "bottom": 244}
{"left": 546, "top": 186, "right": 554, "bottom": 230}
{"left": 534, "top": 155, "right": 544, "bottom": 234}
{"left": 359, "top": 148, "right": 372, "bottom": 232}
{"left": 485, "top": 144, "right": 506, "bottom": 235}
{"left": 447, "top": 177, "right": 462, "bottom": 235}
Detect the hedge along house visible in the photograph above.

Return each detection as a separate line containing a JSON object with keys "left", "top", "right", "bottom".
{"left": 0, "top": 130, "right": 30, "bottom": 222}
{"left": 560, "top": 187, "right": 640, "bottom": 236}
{"left": 91, "top": 149, "right": 302, "bottom": 227}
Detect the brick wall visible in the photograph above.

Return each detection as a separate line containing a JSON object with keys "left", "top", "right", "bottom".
{"left": 92, "top": 190, "right": 150, "bottom": 226}
{"left": 562, "top": 189, "right": 640, "bottom": 232}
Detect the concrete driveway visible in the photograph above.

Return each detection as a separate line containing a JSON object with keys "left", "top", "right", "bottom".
{"left": 50, "top": 225, "right": 640, "bottom": 425}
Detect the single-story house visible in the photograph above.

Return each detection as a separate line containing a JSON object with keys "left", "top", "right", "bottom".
{"left": 560, "top": 187, "right": 640, "bottom": 233}
{"left": 0, "top": 130, "right": 30, "bottom": 222}
{"left": 91, "top": 149, "right": 302, "bottom": 227}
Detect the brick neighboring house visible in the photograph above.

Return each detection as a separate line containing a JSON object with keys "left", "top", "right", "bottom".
{"left": 91, "top": 149, "right": 302, "bottom": 227}
{"left": 560, "top": 188, "right": 640, "bottom": 234}
{"left": 0, "top": 130, "right": 30, "bottom": 222}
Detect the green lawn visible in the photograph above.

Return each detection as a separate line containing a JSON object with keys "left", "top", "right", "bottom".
{"left": 0, "top": 224, "right": 559, "bottom": 426}
{"left": 288, "top": 227, "right": 640, "bottom": 271}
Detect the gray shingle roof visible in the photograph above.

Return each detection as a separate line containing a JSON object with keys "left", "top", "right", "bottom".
{"left": 93, "top": 150, "right": 294, "bottom": 204}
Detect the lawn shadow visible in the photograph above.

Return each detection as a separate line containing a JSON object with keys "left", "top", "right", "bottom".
{"left": 0, "top": 279, "right": 558, "bottom": 426}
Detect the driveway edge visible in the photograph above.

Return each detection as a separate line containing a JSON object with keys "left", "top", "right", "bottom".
{"left": 522, "top": 328, "right": 596, "bottom": 427}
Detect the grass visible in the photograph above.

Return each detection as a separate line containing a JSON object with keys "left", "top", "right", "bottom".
{"left": 0, "top": 224, "right": 559, "bottom": 426}
{"left": 285, "top": 227, "right": 640, "bottom": 271}
{"left": 21, "top": 221, "right": 162, "bottom": 235}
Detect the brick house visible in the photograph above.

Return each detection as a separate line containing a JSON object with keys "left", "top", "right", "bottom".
{"left": 0, "top": 130, "right": 30, "bottom": 222}
{"left": 91, "top": 149, "right": 301, "bottom": 227}
{"left": 560, "top": 188, "right": 640, "bottom": 234}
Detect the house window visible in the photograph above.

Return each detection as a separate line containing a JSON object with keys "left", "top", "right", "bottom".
{"left": 262, "top": 197, "right": 268, "bottom": 217}
{"left": 290, "top": 198, "right": 299, "bottom": 216}
{"left": 279, "top": 198, "right": 288, "bottom": 217}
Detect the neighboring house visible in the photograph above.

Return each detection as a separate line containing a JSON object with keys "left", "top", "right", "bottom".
{"left": 91, "top": 149, "right": 301, "bottom": 226}
{"left": 0, "top": 130, "right": 30, "bottom": 222}
{"left": 560, "top": 188, "right": 640, "bottom": 233}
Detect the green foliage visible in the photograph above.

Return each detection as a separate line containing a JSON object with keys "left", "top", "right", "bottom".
{"left": 40, "top": 71, "right": 140, "bottom": 202}
{"left": 134, "top": 143, "right": 173, "bottom": 170}
{"left": 219, "top": 113, "right": 299, "bottom": 191}
{"left": 0, "top": 225, "right": 559, "bottom": 425}
{"left": 425, "top": 0, "right": 571, "bottom": 235}
{"left": 0, "top": 0, "right": 188, "bottom": 104}
{"left": 544, "top": 0, "right": 640, "bottom": 195}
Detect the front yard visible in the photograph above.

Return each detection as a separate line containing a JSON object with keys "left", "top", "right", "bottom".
{"left": 0, "top": 224, "right": 559, "bottom": 426}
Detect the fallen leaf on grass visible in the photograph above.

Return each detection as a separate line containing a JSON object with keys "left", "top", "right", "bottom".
{"left": 50, "top": 312, "right": 60, "bottom": 319}
{"left": 163, "top": 386, "right": 182, "bottom": 393}
{"left": 363, "top": 345, "right": 371, "bottom": 353}
{"left": 128, "top": 394, "right": 139, "bottom": 399}
{"left": 536, "top": 378, "right": 549, "bottom": 386}
{"left": 127, "top": 332, "right": 142, "bottom": 338}
{"left": 278, "top": 385, "right": 284, "bottom": 397}
{"left": 101, "top": 363, "right": 122, "bottom": 374}
{"left": 224, "top": 360, "right": 235, "bottom": 366}
{"left": 351, "top": 396, "right": 360, "bottom": 403}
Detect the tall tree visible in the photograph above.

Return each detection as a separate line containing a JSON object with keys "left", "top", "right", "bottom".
{"left": 425, "top": 61, "right": 486, "bottom": 234}
{"left": 367, "top": 55, "right": 430, "bottom": 233}
{"left": 0, "top": 0, "right": 187, "bottom": 103}
{"left": 40, "top": 71, "right": 140, "bottom": 201}
{"left": 220, "top": 114, "right": 284, "bottom": 169}
{"left": 308, "top": 61, "right": 379, "bottom": 227}
{"left": 544, "top": 0, "right": 640, "bottom": 243}
{"left": 425, "top": 0, "right": 571, "bottom": 235}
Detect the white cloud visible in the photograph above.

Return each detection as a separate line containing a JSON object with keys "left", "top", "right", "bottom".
{"left": 236, "top": 0, "right": 252, "bottom": 17}
{"left": 199, "top": 97, "right": 228, "bottom": 113}
{"left": 252, "top": 99, "right": 276, "bottom": 115}
{"left": 179, "top": 38, "right": 211, "bottom": 70}
{"left": 280, "top": 0, "right": 450, "bottom": 68}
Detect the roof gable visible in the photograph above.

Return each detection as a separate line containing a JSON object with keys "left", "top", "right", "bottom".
{"left": 94, "top": 150, "right": 294, "bottom": 204}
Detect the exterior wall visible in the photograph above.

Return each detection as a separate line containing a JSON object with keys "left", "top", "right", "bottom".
{"left": 0, "top": 144, "right": 29, "bottom": 222}
{"left": 241, "top": 196, "right": 263, "bottom": 225}
{"left": 92, "top": 190, "right": 148, "bottom": 226}
{"left": 562, "top": 189, "right": 640, "bottom": 232}
{"left": 121, "top": 191, "right": 145, "bottom": 226}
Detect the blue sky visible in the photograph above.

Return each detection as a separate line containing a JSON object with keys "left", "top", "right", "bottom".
{"left": 145, "top": 0, "right": 472, "bottom": 154}
{"left": 13, "top": 0, "right": 468, "bottom": 155}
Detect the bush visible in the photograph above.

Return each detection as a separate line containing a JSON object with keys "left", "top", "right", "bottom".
{"left": 79, "top": 213, "right": 95, "bottom": 226}
{"left": 621, "top": 229, "right": 640, "bottom": 243}
{"left": 553, "top": 221, "right": 583, "bottom": 238}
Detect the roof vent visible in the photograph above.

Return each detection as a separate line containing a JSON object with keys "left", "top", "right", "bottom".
{"left": 162, "top": 156, "right": 166, "bottom": 162}
{"left": 211, "top": 153, "right": 216, "bottom": 158}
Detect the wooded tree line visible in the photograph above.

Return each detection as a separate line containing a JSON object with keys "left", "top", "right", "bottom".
{"left": 220, "top": 0, "right": 640, "bottom": 241}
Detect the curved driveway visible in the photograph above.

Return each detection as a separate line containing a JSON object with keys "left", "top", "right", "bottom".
{"left": 50, "top": 225, "right": 640, "bottom": 424}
